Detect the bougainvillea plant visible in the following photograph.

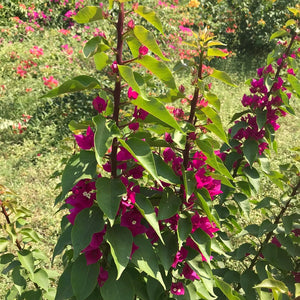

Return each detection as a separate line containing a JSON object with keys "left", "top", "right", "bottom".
{"left": 40, "top": 2, "right": 299, "bottom": 300}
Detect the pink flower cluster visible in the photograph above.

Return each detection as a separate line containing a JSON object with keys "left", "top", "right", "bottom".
{"left": 230, "top": 60, "right": 294, "bottom": 156}
{"left": 43, "top": 76, "right": 59, "bottom": 89}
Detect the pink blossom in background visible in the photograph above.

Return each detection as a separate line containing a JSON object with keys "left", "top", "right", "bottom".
{"left": 43, "top": 76, "right": 58, "bottom": 89}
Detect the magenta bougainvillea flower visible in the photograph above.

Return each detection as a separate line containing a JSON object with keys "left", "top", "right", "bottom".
{"left": 97, "top": 267, "right": 109, "bottom": 287}
{"left": 181, "top": 263, "right": 200, "bottom": 281}
{"left": 65, "top": 179, "right": 96, "bottom": 224}
{"left": 120, "top": 208, "right": 147, "bottom": 236}
{"left": 93, "top": 96, "right": 107, "bottom": 113}
{"left": 128, "top": 87, "right": 139, "bottom": 100}
{"left": 74, "top": 126, "right": 94, "bottom": 150}
{"left": 133, "top": 106, "right": 148, "bottom": 120}
{"left": 139, "top": 45, "right": 149, "bottom": 56}
{"left": 170, "top": 282, "right": 185, "bottom": 295}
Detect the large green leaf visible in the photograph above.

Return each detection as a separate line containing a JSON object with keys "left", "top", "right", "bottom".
{"left": 288, "top": 74, "right": 300, "bottom": 97}
{"left": 207, "top": 48, "right": 228, "bottom": 58}
{"left": 243, "top": 166, "right": 260, "bottom": 193}
{"left": 177, "top": 213, "right": 192, "bottom": 248}
{"left": 196, "top": 139, "right": 233, "bottom": 183}
{"left": 183, "top": 170, "right": 196, "bottom": 201}
{"left": 254, "top": 278, "right": 289, "bottom": 294}
{"left": 42, "top": 76, "right": 101, "bottom": 98}
{"left": 100, "top": 268, "right": 135, "bottom": 300}
{"left": 137, "top": 56, "right": 176, "bottom": 89}
{"left": 71, "top": 255, "right": 100, "bottom": 300}
{"left": 119, "top": 138, "right": 160, "bottom": 184}
{"left": 73, "top": 6, "right": 104, "bottom": 24}
{"left": 153, "top": 154, "right": 181, "bottom": 184}
{"left": 214, "top": 277, "right": 245, "bottom": 300}
{"left": 83, "top": 36, "right": 109, "bottom": 58}
{"left": 71, "top": 206, "right": 104, "bottom": 259}
{"left": 52, "top": 224, "right": 72, "bottom": 262}
{"left": 96, "top": 177, "right": 126, "bottom": 225}
{"left": 131, "top": 235, "right": 165, "bottom": 289}
{"left": 132, "top": 96, "right": 182, "bottom": 132}
{"left": 33, "top": 268, "right": 49, "bottom": 291}
{"left": 157, "top": 187, "right": 182, "bottom": 220}
{"left": 17, "top": 250, "right": 34, "bottom": 277}
{"left": 133, "top": 25, "right": 168, "bottom": 61}
{"left": 269, "top": 29, "right": 288, "bottom": 41}
{"left": 134, "top": 6, "right": 163, "bottom": 33}
{"left": 55, "top": 264, "right": 74, "bottom": 300}
{"left": 243, "top": 139, "right": 258, "bottom": 166}
{"left": 59, "top": 151, "right": 97, "bottom": 204}
{"left": 118, "top": 65, "right": 142, "bottom": 94}
{"left": 210, "top": 69, "right": 237, "bottom": 87}
{"left": 135, "top": 193, "right": 164, "bottom": 243}
{"left": 93, "top": 114, "right": 119, "bottom": 165}
{"left": 156, "top": 231, "right": 178, "bottom": 274}
{"left": 94, "top": 52, "right": 110, "bottom": 71}
{"left": 191, "top": 229, "right": 211, "bottom": 263}
{"left": 202, "top": 106, "right": 228, "bottom": 143}
{"left": 105, "top": 225, "right": 133, "bottom": 280}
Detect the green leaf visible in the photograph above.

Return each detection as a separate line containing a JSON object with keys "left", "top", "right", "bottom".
{"left": 17, "top": 249, "right": 34, "bottom": 277}
{"left": 202, "top": 106, "right": 228, "bottom": 143}
{"left": 256, "top": 110, "right": 267, "bottom": 130}
{"left": 73, "top": 6, "right": 104, "bottom": 24}
{"left": 269, "top": 29, "right": 288, "bottom": 41}
{"left": 83, "top": 36, "right": 109, "bottom": 58}
{"left": 71, "top": 255, "right": 100, "bottom": 300}
{"left": 182, "top": 170, "right": 196, "bottom": 202}
{"left": 133, "top": 25, "right": 168, "bottom": 61}
{"left": 105, "top": 225, "right": 133, "bottom": 280}
{"left": 42, "top": 76, "right": 101, "bottom": 98}
{"left": 100, "top": 268, "right": 135, "bottom": 300}
{"left": 156, "top": 231, "right": 178, "bottom": 273}
{"left": 243, "top": 166, "right": 260, "bottom": 193}
{"left": 191, "top": 228, "right": 212, "bottom": 264}
{"left": 240, "top": 270, "right": 260, "bottom": 299}
{"left": 258, "top": 219, "right": 276, "bottom": 237}
{"left": 93, "top": 114, "right": 119, "bottom": 164}
{"left": 233, "top": 193, "right": 250, "bottom": 217}
{"left": 214, "top": 277, "right": 244, "bottom": 300}
{"left": 118, "top": 65, "right": 142, "bottom": 94}
{"left": 52, "top": 224, "right": 72, "bottom": 262}
{"left": 12, "top": 266, "right": 26, "bottom": 287}
{"left": 119, "top": 138, "right": 160, "bottom": 184}
{"left": 195, "top": 190, "right": 220, "bottom": 228}
{"left": 20, "top": 228, "right": 41, "bottom": 243}
{"left": 59, "top": 151, "right": 97, "bottom": 203}
{"left": 33, "top": 268, "right": 49, "bottom": 291}
{"left": 288, "top": 74, "right": 300, "bottom": 96}
{"left": 55, "top": 264, "right": 74, "bottom": 300}
{"left": 262, "top": 244, "right": 293, "bottom": 271}
{"left": 153, "top": 154, "right": 181, "bottom": 184}
{"left": 137, "top": 56, "right": 176, "bottom": 89}
{"left": 135, "top": 193, "right": 164, "bottom": 244}
{"left": 131, "top": 235, "right": 165, "bottom": 288}
{"left": 146, "top": 277, "right": 164, "bottom": 300}
{"left": 158, "top": 188, "right": 181, "bottom": 220}
{"left": 134, "top": 6, "right": 163, "bottom": 33}
{"left": 72, "top": 206, "right": 104, "bottom": 259}
{"left": 94, "top": 52, "right": 110, "bottom": 71}
{"left": 266, "top": 171, "right": 284, "bottom": 189}
{"left": 207, "top": 48, "right": 228, "bottom": 58}
{"left": 133, "top": 95, "right": 184, "bottom": 132}
{"left": 210, "top": 69, "right": 237, "bottom": 87}
{"left": 177, "top": 214, "right": 192, "bottom": 248}
{"left": 205, "top": 92, "right": 220, "bottom": 111}
{"left": 255, "top": 278, "right": 289, "bottom": 294}
{"left": 196, "top": 139, "right": 233, "bottom": 182}
{"left": 243, "top": 139, "right": 258, "bottom": 166}
{"left": 96, "top": 177, "right": 126, "bottom": 225}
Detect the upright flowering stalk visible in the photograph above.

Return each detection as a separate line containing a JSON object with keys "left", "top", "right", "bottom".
{"left": 43, "top": 2, "right": 300, "bottom": 299}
